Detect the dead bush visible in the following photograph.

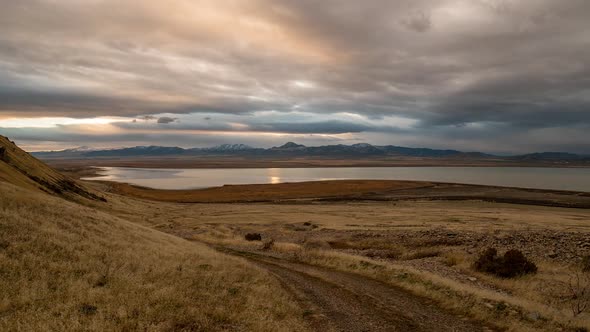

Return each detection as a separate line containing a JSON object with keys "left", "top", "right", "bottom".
{"left": 79, "top": 303, "right": 98, "bottom": 315}
{"left": 566, "top": 271, "right": 590, "bottom": 317}
{"left": 403, "top": 248, "right": 441, "bottom": 260}
{"left": 442, "top": 251, "right": 465, "bottom": 267}
{"left": 262, "top": 239, "right": 274, "bottom": 250}
{"left": 473, "top": 248, "right": 537, "bottom": 278}
{"left": 303, "top": 239, "right": 331, "bottom": 250}
{"left": 244, "top": 233, "right": 262, "bottom": 241}
{"left": 327, "top": 240, "right": 352, "bottom": 249}
{"left": 547, "top": 268, "right": 590, "bottom": 318}
{"left": 365, "top": 249, "right": 402, "bottom": 260}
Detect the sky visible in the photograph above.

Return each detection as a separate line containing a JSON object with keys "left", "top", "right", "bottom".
{"left": 0, "top": 0, "right": 589, "bottom": 153}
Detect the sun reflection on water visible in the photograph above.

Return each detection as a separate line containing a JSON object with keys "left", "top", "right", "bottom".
{"left": 268, "top": 168, "right": 282, "bottom": 184}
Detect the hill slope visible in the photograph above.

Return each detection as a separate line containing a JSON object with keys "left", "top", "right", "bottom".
{"left": 0, "top": 135, "right": 104, "bottom": 201}
{"left": 0, "top": 137, "right": 307, "bottom": 331}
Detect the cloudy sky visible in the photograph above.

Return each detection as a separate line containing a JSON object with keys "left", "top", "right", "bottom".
{"left": 1, "top": 0, "right": 589, "bottom": 153}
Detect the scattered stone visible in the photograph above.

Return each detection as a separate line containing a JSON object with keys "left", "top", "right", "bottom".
{"left": 467, "top": 277, "right": 477, "bottom": 282}
{"left": 527, "top": 311, "right": 541, "bottom": 322}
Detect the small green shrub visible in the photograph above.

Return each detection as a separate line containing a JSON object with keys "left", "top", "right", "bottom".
{"left": 473, "top": 248, "right": 537, "bottom": 278}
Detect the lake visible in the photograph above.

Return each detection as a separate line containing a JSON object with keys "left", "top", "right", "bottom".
{"left": 86, "top": 166, "right": 590, "bottom": 192}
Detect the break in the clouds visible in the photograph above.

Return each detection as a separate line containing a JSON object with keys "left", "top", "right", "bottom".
{"left": 0, "top": 0, "right": 589, "bottom": 153}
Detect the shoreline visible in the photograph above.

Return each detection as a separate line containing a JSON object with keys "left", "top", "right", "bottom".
{"left": 69, "top": 164, "right": 590, "bottom": 194}
{"left": 87, "top": 179, "right": 590, "bottom": 208}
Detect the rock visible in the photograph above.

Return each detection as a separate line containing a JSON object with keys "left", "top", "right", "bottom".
{"left": 527, "top": 311, "right": 541, "bottom": 321}
{"left": 468, "top": 277, "right": 477, "bottom": 282}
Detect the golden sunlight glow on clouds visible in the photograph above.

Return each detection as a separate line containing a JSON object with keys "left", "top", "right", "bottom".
{"left": 0, "top": 117, "right": 129, "bottom": 128}
{"left": 1, "top": 0, "right": 590, "bottom": 153}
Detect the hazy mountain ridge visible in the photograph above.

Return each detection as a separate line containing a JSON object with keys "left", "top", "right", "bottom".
{"left": 31, "top": 141, "right": 590, "bottom": 161}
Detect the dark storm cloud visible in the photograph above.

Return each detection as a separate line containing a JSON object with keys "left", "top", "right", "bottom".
{"left": 114, "top": 115, "right": 402, "bottom": 135}
{"left": 1, "top": 0, "right": 590, "bottom": 152}
{"left": 157, "top": 117, "right": 177, "bottom": 124}
{"left": 250, "top": 121, "right": 373, "bottom": 134}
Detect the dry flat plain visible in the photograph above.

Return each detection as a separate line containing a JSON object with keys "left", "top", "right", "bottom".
{"left": 84, "top": 178, "right": 590, "bottom": 332}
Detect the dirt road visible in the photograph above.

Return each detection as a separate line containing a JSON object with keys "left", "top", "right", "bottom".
{"left": 222, "top": 249, "right": 497, "bottom": 332}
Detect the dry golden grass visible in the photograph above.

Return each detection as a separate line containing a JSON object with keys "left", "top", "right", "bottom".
{"left": 285, "top": 248, "right": 590, "bottom": 331}
{"left": 184, "top": 207, "right": 590, "bottom": 331}
{"left": 0, "top": 183, "right": 308, "bottom": 331}
{"left": 75, "top": 180, "right": 590, "bottom": 331}
{"left": 0, "top": 135, "right": 104, "bottom": 203}
{"left": 0, "top": 135, "right": 70, "bottom": 193}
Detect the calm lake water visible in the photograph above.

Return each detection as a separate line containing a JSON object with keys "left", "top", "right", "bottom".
{"left": 86, "top": 166, "right": 590, "bottom": 192}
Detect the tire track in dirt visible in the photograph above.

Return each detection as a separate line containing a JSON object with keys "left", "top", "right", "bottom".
{"left": 221, "top": 249, "right": 498, "bottom": 332}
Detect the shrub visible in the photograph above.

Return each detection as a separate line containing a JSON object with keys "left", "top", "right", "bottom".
{"left": 473, "top": 248, "right": 537, "bottom": 278}
{"left": 499, "top": 249, "right": 538, "bottom": 277}
{"left": 244, "top": 233, "right": 262, "bottom": 241}
{"left": 303, "top": 239, "right": 331, "bottom": 250}
{"left": 365, "top": 249, "right": 402, "bottom": 260}
{"left": 442, "top": 251, "right": 465, "bottom": 267}
{"left": 566, "top": 271, "right": 590, "bottom": 317}
{"left": 327, "top": 240, "right": 351, "bottom": 249}
{"left": 404, "top": 248, "right": 441, "bottom": 260}
{"left": 262, "top": 239, "right": 274, "bottom": 250}
{"left": 79, "top": 303, "right": 98, "bottom": 315}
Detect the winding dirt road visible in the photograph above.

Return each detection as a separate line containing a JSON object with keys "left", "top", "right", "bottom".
{"left": 223, "top": 249, "right": 498, "bottom": 332}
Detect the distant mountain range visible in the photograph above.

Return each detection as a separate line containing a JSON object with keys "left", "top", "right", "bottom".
{"left": 31, "top": 142, "right": 590, "bottom": 162}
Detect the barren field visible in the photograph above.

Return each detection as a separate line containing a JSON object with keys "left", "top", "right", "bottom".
{"left": 84, "top": 179, "right": 590, "bottom": 331}
{"left": 5, "top": 136, "right": 590, "bottom": 330}
{"left": 99, "top": 180, "right": 432, "bottom": 203}
{"left": 95, "top": 179, "right": 590, "bottom": 208}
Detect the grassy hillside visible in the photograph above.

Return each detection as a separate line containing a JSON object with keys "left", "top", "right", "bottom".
{"left": 0, "top": 135, "right": 103, "bottom": 201}
{"left": 0, "top": 182, "right": 307, "bottom": 331}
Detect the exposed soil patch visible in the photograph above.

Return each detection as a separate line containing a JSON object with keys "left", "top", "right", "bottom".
{"left": 222, "top": 248, "right": 498, "bottom": 332}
